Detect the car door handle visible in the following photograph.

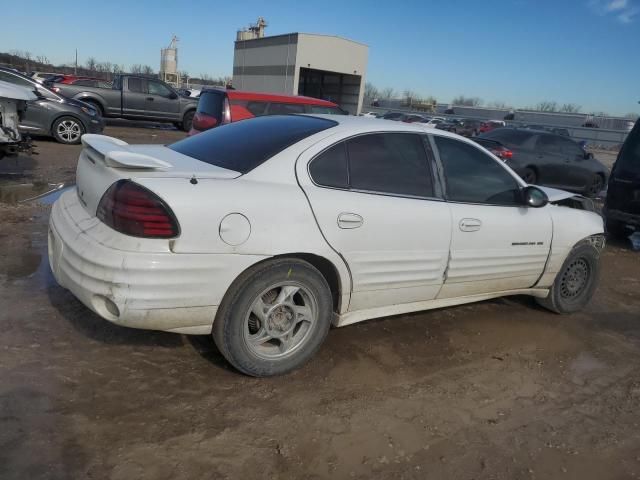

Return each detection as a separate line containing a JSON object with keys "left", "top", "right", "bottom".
{"left": 459, "top": 218, "right": 482, "bottom": 232}
{"left": 146, "top": 97, "right": 154, "bottom": 101}
{"left": 337, "top": 213, "right": 363, "bottom": 229}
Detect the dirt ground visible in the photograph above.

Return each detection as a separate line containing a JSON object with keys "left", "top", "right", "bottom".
{"left": 1, "top": 125, "right": 640, "bottom": 480}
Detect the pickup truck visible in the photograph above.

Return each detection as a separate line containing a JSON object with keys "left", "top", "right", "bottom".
{"left": 51, "top": 74, "right": 198, "bottom": 131}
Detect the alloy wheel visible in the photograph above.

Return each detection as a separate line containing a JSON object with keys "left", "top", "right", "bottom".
{"left": 56, "top": 119, "right": 82, "bottom": 143}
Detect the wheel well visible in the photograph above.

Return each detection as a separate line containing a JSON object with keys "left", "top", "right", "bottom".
{"left": 279, "top": 253, "right": 342, "bottom": 313}
{"left": 184, "top": 109, "right": 195, "bottom": 120}
{"left": 81, "top": 98, "right": 104, "bottom": 115}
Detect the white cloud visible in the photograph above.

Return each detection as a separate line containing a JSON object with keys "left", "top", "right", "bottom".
{"left": 589, "top": 0, "right": 638, "bottom": 22}
{"left": 606, "top": 0, "right": 628, "bottom": 11}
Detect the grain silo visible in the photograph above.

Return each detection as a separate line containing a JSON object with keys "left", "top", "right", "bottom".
{"left": 160, "top": 35, "right": 179, "bottom": 86}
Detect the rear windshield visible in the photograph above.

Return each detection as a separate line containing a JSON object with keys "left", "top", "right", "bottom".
{"left": 197, "top": 90, "right": 224, "bottom": 118}
{"left": 169, "top": 115, "right": 337, "bottom": 174}
{"left": 481, "top": 129, "right": 533, "bottom": 146}
{"left": 616, "top": 120, "right": 640, "bottom": 176}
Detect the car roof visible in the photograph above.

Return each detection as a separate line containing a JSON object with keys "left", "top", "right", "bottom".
{"left": 203, "top": 88, "right": 338, "bottom": 107}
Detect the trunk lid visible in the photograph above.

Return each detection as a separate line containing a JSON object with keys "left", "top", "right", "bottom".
{"left": 76, "top": 134, "right": 240, "bottom": 216}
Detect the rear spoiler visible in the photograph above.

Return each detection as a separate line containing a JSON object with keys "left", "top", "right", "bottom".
{"left": 81, "top": 134, "right": 171, "bottom": 170}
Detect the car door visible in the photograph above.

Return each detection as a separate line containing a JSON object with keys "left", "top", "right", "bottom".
{"left": 556, "top": 136, "right": 593, "bottom": 190}
{"left": 121, "top": 77, "right": 148, "bottom": 117}
{"left": 534, "top": 134, "right": 573, "bottom": 188}
{"left": 432, "top": 135, "right": 552, "bottom": 298}
{"left": 146, "top": 80, "right": 180, "bottom": 120}
{"left": 297, "top": 132, "right": 452, "bottom": 312}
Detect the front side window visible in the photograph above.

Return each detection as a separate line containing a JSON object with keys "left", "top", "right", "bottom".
{"left": 148, "top": 81, "right": 172, "bottom": 97}
{"left": 555, "top": 137, "right": 584, "bottom": 157}
{"left": 535, "top": 134, "right": 562, "bottom": 153}
{"left": 435, "top": 136, "right": 521, "bottom": 205}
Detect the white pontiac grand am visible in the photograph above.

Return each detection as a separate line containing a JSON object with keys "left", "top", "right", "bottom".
{"left": 49, "top": 115, "right": 605, "bottom": 376}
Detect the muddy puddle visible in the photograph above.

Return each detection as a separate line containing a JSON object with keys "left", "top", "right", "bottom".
{"left": 0, "top": 181, "right": 72, "bottom": 204}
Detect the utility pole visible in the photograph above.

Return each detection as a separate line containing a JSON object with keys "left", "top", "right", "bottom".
{"left": 74, "top": 49, "right": 78, "bottom": 75}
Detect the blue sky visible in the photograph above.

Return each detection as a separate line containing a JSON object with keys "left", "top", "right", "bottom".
{"left": 1, "top": 0, "right": 638, "bottom": 115}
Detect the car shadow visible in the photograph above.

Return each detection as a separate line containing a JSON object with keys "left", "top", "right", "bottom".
{"left": 46, "top": 284, "right": 184, "bottom": 348}
{"left": 184, "top": 335, "right": 233, "bottom": 371}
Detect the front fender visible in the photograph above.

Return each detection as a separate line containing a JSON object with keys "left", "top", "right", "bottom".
{"left": 536, "top": 206, "right": 604, "bottom": 287}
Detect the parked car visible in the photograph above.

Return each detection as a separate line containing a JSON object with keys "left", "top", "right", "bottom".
{"left": 45, "top": 76, "right": 112, "bottom": 90}
{"left": 360, "top": 111, "right": 378, "bottom": 118}
{"left": 436, "top": 119, "right": 462, "bottom": 132}
{"left": 582, "top": 121, "right": 600, "bottom": 128}
{"left": 403, "top": 114, "right": 426, "bottom": 123}
{"left": 382, "top": 112, "right": 408, "bottom": 121}
{"left": 29, "top": 71, "right": 58, "bottom": 84}
{"left": 50, "top": 74, "right": 198, "bottom": 131}
{"left": 189, "top": 89, "right": 347, "bottom": 135}
{"left": 454, "top": 119, "right": 483, "bottom": 137}
{"left": 0, "top": 67, "right": 104, "bottom": 144}
{"left": 177, "top": 88, "right": 201, "bottom": 98}
{"left": 420, "top": 117, "right": 446, "bottom": 128}
{"left": 49, "top": 115, "right": 604, "bottom": 376}
{"left": 479, "top": 120, "right": 506, "bottom": 134}
{"left": 478, "top": 128, "right": 608, "bottom": 197}
{"left": 0, "top": 80, "right": 36, "bottom": 158}
{"left": 604, "top": 119, "right": 640, "bottom": 238}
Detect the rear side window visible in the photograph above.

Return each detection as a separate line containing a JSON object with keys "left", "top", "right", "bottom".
{"left": 128, "top": 77, "right": 145, "bottom": 93}
{"left": 616, "top": 121, "right": 640, "bottom": 175}
{"left": 198, "top": 91, "right": 224, "bottom": 119}
{"left": 309, "top": 105, "right": 347, "bottom": 115}
{"left": 435, "top": 136, "right": 521, "bottom": 205}
{"left": 246, "top": 101, "right": 268, "bottom": 116}
{"left": 169, "top": 115, "right": 337, "bottom": 174}
{"left": 310, "top": 134, "right": 434, "bottom": 197}
{"left": 269, "top": 103, "right": 306, "bottom": 115}
{"left": 309, "top": 143, "right": 349, "bottom": 188}
{"left": 482, "top": 129, "right": 533, "bottom": 147}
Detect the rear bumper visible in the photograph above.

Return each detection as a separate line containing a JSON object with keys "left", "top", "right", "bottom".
{"left": 48, "top": 189, "right": 266, "bottom": 334}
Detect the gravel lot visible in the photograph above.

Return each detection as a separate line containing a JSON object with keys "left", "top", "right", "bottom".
{"left": 1, "top": 125, "right": 639, "bottom": 480}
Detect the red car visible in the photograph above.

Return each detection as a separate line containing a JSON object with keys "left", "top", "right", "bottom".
{"left": 479, "top": 120, "right": 506, "bottom": 134}
{"left": 45, "top": 75, "right": 112, "bottom": 90}
{"left": 189, "top": 89, "right": 347, "bottom": 135}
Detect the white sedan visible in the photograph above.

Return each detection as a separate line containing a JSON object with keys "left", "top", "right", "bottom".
{"left": 49, "top": 115, "right": 605, "bottom": 376}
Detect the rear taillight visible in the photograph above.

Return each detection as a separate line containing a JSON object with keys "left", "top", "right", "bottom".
{"left": 492, "top": 146, "right": 513, "bottom": 161}
{"left": 192, "top": 112, "right": 219, "bottom": 132}
{"left": 97, "top": 180, "right": 179, "bottom": 238}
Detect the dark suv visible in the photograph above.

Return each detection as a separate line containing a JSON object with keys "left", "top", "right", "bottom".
{"left": 478, "top": 128, "right": 608, "bottom": 197}
{"left": 604, "top": 119, "right": 640, "bottom": 237}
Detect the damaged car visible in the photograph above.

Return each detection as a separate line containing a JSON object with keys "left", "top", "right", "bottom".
{"left": 0, "top": 80, "right": 35, "bottom": 159}
{"left": 48, "top": 116, "right": 605, "bottom": 376}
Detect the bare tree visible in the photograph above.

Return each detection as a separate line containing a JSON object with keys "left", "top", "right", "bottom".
{"left": 364, "top": 82, "right": 379, "bottom": 99}
{"left": 535, "top": 101, "right": 558, "bottom": 112}
{"left": 36, "top": 55, "right": 49, "bottom": 65}
{"left": 381, "top": 87, "right": 395, "bottom": 99}
{"left": 559, "top": 103, "right": 581, "bottom": 113}
{"left": 85, "top": 57, "right": 97, "bottom": 72}
{"left": 141, "top": 65, "right": 154, "bottom": 75}
{"left": 452, "top": 95, "right": 483, "bottom": 107}
{"left": 179, "top": 70, "right": 189, "bottom": 82}
{"left": 488, "top": 100, "right": 509, "bottom": 109}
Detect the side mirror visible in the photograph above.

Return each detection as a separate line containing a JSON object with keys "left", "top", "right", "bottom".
{"left": 522, "top": 186, "right": 548, "bottom": 208}
{"left": 584, "top": 151, "right": 593, "bottom": 160}
{"left": 169, "top": 92, "right": 178, "bottom": 100}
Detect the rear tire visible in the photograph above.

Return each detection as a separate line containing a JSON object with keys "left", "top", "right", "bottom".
{"left": 522, "top": 167, "right": 537, "bottom": 185}
{"left": 213, "top": 259, "right": 333, "bottom": 377}
{"left": 536, "top": 243, "right": 601, "bottom": 314}
{"left": 181, "top": 111, "right": 195, "bottom": 132}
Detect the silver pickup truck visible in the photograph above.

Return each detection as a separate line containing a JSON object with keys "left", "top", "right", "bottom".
{"left": 52, "top": 74, "right": 198, "bottom": 131}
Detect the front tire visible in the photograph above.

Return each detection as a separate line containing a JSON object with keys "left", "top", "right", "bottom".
{"left": 52, "top": 116, "right": 85, "bottom": 144}
{"left": 606, "top": 217, "right": 628, "bottom": 239}
{"left": 181, "top": 110, "right": 195, "bottom": 132}
{"left": 536, "top": 243, "right": 601, "bottom": 314}
{"left": 213, "top": 259, "right": 333, "bottom": 377}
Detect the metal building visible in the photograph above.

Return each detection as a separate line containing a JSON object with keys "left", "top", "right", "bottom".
{"left": 233, "top": 31, "right": 368, "bottom": 114}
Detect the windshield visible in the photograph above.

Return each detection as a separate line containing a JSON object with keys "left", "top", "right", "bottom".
{"left": 169, "top": 115, "right": 337, "bottom": 174}
{"left": 615, "top": 120, "right": 640, "bottom": 176}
